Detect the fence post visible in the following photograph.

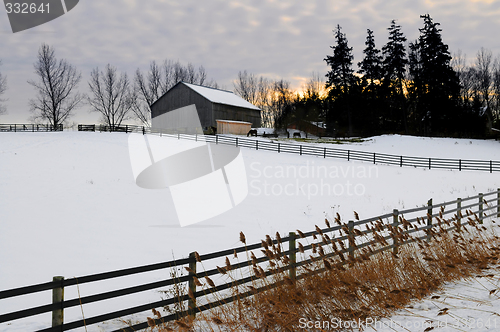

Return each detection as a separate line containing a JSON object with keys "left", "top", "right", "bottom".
{"left": 392, "top": 209, "right": 399, "bottom": 255}
{"left": 428, "top": 158, "right": 431, "bottom": 170}
{"left": 52, "top": 276, "right": 64, "bottom": 330}
{"left": 479, "top": 193, "right": 484, "bottom": 224}
{"left": 236, "top": 137, "right": 239, "bottom": 147}
{"left": 188, "top": 252, "right": 197, "bottom": 319}
{"left": 427, "top": 199, "right": 433, "bottom": 242}
{"left": 289, "top": 232, "right": 296, "bottom": 282}
{"left": 216, "top": 135, "right": 219, "bottom": 144}
{"left": 457, "top": 198, "right": 462, "bottom": 229}
{"left": 459, "top": 159, "right": 461, "bottom": 171}
{"left": 490, "top": 161, "right": 493, "bottom": 173}
{"left": 400, "top": 156, "right": 403, "bottom": 167}
{"left": 278, "top": 142, "right": 280, "bottom": 153}
{"left": 497, "top": 188, "right": 500, "bottom": 217}
{"left": 256, "top": 140, "right": 258, "bottom": 150}
{"left": 347, "top": 150, "right": 350, "bottom": 161}
{"left": 300, "top": 145, "right": 302, "bottom": 155}
{"left": 373, "top": 153, "right": 376, "bottom": 164}
{"left": 324, "top": 147, "right": 326, "bottom": 158}
{"left": 142, "top": 126, "right": 145, "bottom": 135}
{"left": 348, "top": 220, "right": 354, "bottom": 261}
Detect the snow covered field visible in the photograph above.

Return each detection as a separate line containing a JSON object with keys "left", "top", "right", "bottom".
{"left": 1, "top": 132, "right": 500, "bottom": 331}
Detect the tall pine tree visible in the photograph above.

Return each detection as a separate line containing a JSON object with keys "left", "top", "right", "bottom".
{"left": 325, "top": 25, "right": 356, "bottom": 136}
{"left": 358, "top": 29, "right": 383, "bottom": 83}
{"left": 382, "top": 20, "right": 408, "bottom": 133}
{"left": 358, "top": 29, "right": 384, "bottom": 135}
{"left": 408, "top": 14, "right": 461, "bottom": 136}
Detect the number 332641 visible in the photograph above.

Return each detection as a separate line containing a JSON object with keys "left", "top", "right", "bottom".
{"left": 5, "top": 3, "right": 50, "bottom": 14}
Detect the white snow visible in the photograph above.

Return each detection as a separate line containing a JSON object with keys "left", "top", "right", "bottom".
{"left": 1, "top": 132, "right": 500, "bottom": 331}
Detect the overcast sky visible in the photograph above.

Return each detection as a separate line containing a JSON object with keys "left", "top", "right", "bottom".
{"left": 1, "top": 0, "right": 499, "bottom": 124}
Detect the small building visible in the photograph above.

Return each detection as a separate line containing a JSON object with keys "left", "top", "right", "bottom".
{"left": 151, "top": 82, "right": 261, "bottom": 132}
{"left": 216, "top": 120, "right": 252, "bottom": 135}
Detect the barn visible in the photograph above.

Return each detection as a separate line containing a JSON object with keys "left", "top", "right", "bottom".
{"left": 151, "top": 82, "right": 261, "bottom": 133}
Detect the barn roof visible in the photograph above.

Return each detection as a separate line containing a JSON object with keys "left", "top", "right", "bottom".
{"left": 181, "top": 82, "right": 260, "bottom": 111}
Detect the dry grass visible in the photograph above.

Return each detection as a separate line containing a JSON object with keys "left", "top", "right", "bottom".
{"left": 142, "top": 209, "right": 500, "bottom": 332}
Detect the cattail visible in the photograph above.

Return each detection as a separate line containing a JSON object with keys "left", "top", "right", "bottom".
{"left": 205, "top": 276, "right": 215, "bottom": 287}
{"left": 354, "top": 211, "right": 359, "bottom": 220}
{"left": 323, "top": 258, "right": 332, "bottom": 270}
{"left": 194, "top": 251, "right": 201, "bottom": 263}
{"left": 213, "top": 317, "right": 223, "bottom": 324}
{"left": 193, "top": 276, "right": 203, "bottom": 287}
{"left": 185, "top": 267, "right": 195, "bottom": 274}
{"left": 152, "top": 308, "right": 161, "bottom": 319}
{"left": 266, "top": 235, "right": 273, "bottom": 247}
{"left": 298, "top": 242, "right": 305, "bottom": 253}
{"left": 325, "top": 218, "right": 331, "bottom": 228}
{"left": 315, "top": 225, "right": 323, "bottom": 236}
{"left": 297, "top": 229, "right": 306, "bottom": 238}
{"left": 251, "top": 251, "right": 257, "bottom": 266}
{"left": 239, "top": 231, "right": 246, "bottom": 244}
{"left": 225, "top": 257, "right": 231, "bottom": 270}
{"left": 188, "top": 287, "right": 195, "bottom": 300}
{"left": 217, "top": 266, "right": 227, "bottom": 275}
{"left": 147, "top": 317, "right": 156, "bottom": 328}
{"left": 276, "top": 232, "right": 282, "bottom": 244}
{"left": 233, "top": 249, "right": 237, "bottom": 259}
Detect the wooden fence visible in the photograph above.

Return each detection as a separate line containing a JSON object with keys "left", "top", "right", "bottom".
{"left": 1, "top": 190, "right": 500, "bottom": 331}
{"left": 77, "top": 124, "right": 500, "bottom": 173}
{"left": 0, "top": 123, "right": 63, "bottom": 132}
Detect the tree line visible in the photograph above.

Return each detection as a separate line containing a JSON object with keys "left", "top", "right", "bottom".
{"left": 1, "top": 15, "right": 499, "bottom": 138}
{"left": 235, "top": 14, "right": 500, "bottom": 138}
{"left": 0, "top": 43, "right": 218, "bottom": 127}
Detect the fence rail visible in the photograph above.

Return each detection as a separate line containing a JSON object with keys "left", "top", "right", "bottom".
{"left": 1, "top": 189, "right": 500, "bottom": 331}
{"left": 75, "top": 124, "right": 500, "bottom": 173}
{"left": 0, "top": 123, "right": 63, "bottom": 132}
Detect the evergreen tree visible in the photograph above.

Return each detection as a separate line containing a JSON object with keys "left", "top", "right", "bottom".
{"left": 408, "top": 14, "right": 461, "bottom": 136}
{"left": 358, "top": 29, "right": 384, "bottom": 135}
{"left": 358, "top": 29, "right": 383, "bottom": 82}
{"left": 382, "top": 20, "right": 408, "bottom": 133}
{"left": 324, "top": 25, "right": 356, "bottom": 136}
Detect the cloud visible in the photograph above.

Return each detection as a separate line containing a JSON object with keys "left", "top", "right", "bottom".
{"left": 1, "top": 0, "right": 500, "bottom": 123}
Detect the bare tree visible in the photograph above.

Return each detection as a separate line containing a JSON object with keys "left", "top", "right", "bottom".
{"left": 303, "top": 72, "right": 326, "bottom": 98}
{"left": 475, "top": 48, "right": 493, "bottom": 109}
{"left": 0, "top": 60, "right": 7, "bottom": 115}
{"left": 452, "top": 50, "right": 476, "bottom": 108}
{"left": 492, "top": 56, "right": 500, "bottom": 123}
{"left": 133, "top": 59, "right": 218, "bottom": 126}
{"left": 233, "top": 70, "right": 258, "bottom": 105}
{"left": 28, "top": 43, "right": 83, "bottom": 127}
{"left": 88, "top": 64, "right": 133, "bottom": 127}
{"left": 257, "top": 77, "right": 272, "bottom": 127}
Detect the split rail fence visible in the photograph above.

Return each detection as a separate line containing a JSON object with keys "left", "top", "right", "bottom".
{"left": 3, "top": 123, "right": 499, "bottom": 172}
{"left": 1, "top": 190, "right": 500, "bottom": 331}
{"left": 0, "top": 123, "right": 63, "bottom": 132}
{"left": 77, "top": 124, "right": 500, "bottom": 173}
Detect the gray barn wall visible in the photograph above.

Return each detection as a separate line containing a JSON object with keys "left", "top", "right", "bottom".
{"left": 151, "top": 84, "right": 213, "bottom": 129}
{"left": 152, "top": 83, "right": 261, "bottom": 129}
